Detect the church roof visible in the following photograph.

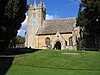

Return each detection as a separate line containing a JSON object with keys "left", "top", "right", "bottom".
{"left": 37, "top": 18, "right": 76, "bottom": 35}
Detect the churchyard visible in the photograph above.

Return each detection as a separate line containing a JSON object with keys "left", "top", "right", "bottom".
{"left": 0, "top": 49, "right": 100, "bottom": 75}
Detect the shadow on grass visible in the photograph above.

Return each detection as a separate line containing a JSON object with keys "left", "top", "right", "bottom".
{"left": 79, "top": 48, "right": 99, "bottom": 51}
{"left": 0, "top": 57, "right": 14, "bottom": 75}
{"left": 0, "top": 48, "right": 41, "bottom": 55}
{"left": 0, "top": 48, "right": 41, "bottom": 75}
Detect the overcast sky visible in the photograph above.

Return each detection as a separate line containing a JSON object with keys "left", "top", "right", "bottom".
{"left": 17, "top": 0, "right": 80, "bottom": 37}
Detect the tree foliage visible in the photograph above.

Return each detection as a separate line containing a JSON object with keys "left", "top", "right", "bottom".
{"left": 9, "top": 36, "right": 25, "bottom": 48}
{"left": 17, "top": 36, "right": 25, "bottom": 45}
{"left": 77, "top": 0, "right": 100, "bottom": 49}
{"left": 9, "top": 37, "right": 17, "bottom": 48}
{"left": 0, "top": 0, "right": 27, "bottom": 50}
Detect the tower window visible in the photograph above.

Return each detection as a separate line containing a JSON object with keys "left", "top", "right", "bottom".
{"left": 34, "top": 8, "right": 35, "bottom": 11}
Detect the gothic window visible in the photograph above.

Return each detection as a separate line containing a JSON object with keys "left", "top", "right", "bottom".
{"left": 45, "top": 37, "right": 50, "bottom": 46}
{"left": 69, "top": 37, "right": 73, "bottom": 46}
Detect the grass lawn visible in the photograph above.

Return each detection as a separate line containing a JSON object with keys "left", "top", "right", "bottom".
{"left": 6, "top": 50, "right": 100, "bottom": 75}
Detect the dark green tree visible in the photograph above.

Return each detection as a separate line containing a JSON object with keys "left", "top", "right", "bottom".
{"left": 17, "top": 36, "right": 25, "bottom": 44}
{"left": 0, "top": 0, "right": 27, "bottom": 50}
{"left": 9, "top": 37, "right": 17, "bottom": 48}
{"left": 9, "top": 36, "right": 25, "bottom": 48}
{"left": 77, "top": 0, "right": 100, "bottom": 49}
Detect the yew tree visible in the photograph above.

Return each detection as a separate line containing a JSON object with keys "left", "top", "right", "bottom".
{"left": 77, "top": 0, "right": 100, "bottom": 49}
{"left": 0, "top": 0, "right": 27, "bottom": 50}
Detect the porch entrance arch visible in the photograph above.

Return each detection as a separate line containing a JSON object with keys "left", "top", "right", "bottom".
{"left": 54, "top": 41, "right": 61, "bottom": 50}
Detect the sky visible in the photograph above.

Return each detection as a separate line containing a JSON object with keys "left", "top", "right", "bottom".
{"left": 17, "top": 0, "right": 80, "bottom": 37}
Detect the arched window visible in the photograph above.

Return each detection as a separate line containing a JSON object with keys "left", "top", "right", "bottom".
{"left": 45, "top": 37, "right": 50, "bottom": 46}
{"left": 69, "top": 37, "right": 73, "bottom": 46}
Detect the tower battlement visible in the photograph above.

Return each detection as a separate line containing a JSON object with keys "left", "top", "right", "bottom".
{"left": 28, "top": 0, "right": 46, "bottom": 10}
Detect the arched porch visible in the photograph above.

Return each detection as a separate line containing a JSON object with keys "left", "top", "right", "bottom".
{"left": 53, "top": 41, "right": 61, "bottom": 50}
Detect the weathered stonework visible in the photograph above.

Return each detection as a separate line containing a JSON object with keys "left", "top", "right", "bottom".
{"left": 25, "top": 0, "right": 80, "bottom": 50}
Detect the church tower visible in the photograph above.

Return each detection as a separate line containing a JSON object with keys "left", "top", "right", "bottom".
{"left": 25, "top": 0, "right": 46, "bottom": 48}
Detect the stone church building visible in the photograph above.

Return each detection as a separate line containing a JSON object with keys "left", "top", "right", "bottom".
{"left": 25, "top": 0, "right": 80, "bottom": 50}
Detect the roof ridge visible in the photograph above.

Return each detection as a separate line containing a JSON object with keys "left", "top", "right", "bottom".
{"left": 44, "top": 17, "right": 76, "bottom": 21}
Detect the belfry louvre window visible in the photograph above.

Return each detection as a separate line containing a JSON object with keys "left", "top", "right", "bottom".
{"left": 69, "top": 37, "right": 73, "bottom": 46}
{"left": 45, "top": 37, "right": 50, "bottom": 46}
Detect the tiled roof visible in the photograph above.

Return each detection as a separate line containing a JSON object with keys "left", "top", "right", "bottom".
{"left": 37, "top": 18, "right": 76, "bottom": 35}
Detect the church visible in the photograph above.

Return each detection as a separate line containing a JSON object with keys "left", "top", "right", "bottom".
{"left": 25, "top": 0, "right": 80, "bottom": 50}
